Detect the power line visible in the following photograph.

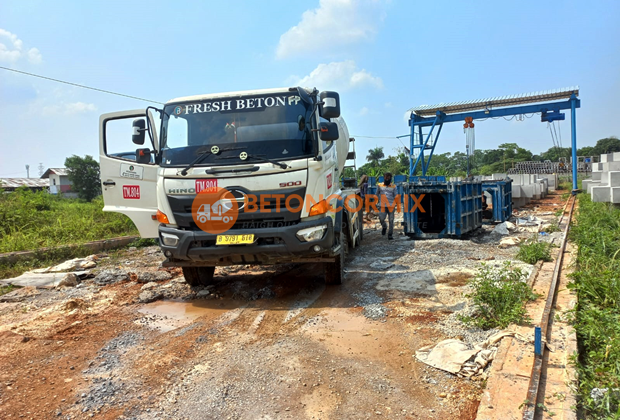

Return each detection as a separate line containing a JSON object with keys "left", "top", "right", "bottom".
{"left": 0, "top": 66, "right": 165, "bottom": 105}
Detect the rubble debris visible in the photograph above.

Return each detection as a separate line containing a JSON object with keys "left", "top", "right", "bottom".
{"left": 0, "top": 285, "right": 40, "bottom": 302}
{"left": 136, "top": 271, "right": 172, "bottom": 283}
{"left": 94, "top": 269, "right": 129, "bottom": 285}
{"left": 33, "top": 255, "right": 98, "bottom": 273}
{"left": 56, "top": 273, "right": 79, "bottom": 288}
{"left": 415, "top": 331, "right": 528, "bottom": 377}
{"left": 137, "top": 290, "right": 164, "bottom": 303}
{"left": 140, "top": 282, "right": 159, "bottom": 291}
{"left": 491, "top": 222, "right": 509, "bottom": 235}
{"left": 499, "top": 237, "right": 522, "bottom": 247}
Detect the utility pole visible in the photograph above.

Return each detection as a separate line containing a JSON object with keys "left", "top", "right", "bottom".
{"left": 38, "top": 163, "right": 45, "bottom": 177}
{"left": 25, "top": 165, "right": 30, "bottom": 178}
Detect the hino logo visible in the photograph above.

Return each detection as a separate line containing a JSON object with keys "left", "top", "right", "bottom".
{"left": 168, "top": 188, "right": 196, "bottom": 194}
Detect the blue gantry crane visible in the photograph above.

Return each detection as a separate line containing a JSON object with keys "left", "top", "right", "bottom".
{"left": 402, "top": 87, "right": 580, "bottom": 239}
{"left": 407, "top": 87, "right": 581, "bottom": 191}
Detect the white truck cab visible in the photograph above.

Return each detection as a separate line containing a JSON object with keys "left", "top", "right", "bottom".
{"left": 99, "top": 87, "right": 362, "bottom": 286}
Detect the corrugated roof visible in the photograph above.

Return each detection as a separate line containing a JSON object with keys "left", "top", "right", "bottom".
{"left": 408, "top": 86, "right": 580, "bottom": 117}
{"left": 0, "top": 178, "right": 50, "bottom": 189}
{"left": 41, "top": 168, "right": 69, "bottom": 178}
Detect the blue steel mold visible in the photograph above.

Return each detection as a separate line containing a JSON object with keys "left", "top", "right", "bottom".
{"left": 404, "top": 177, "right": 483, "bottom": 238}
{"left": 482, "top": 179, "right": 513, "bottom": 222}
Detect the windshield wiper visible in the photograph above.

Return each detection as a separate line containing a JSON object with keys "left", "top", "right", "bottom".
{"left": 179, "top": 146, "right": 245, "bottom": 176}
{"left": 215, "top": 152, "right": 289, "bottom": 169}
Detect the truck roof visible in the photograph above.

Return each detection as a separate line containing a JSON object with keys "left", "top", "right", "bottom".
{"left": 167, "top": 87, "right": 313, "bottom": 105}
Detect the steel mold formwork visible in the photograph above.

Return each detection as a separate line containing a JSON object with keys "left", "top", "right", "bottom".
{"left": 482, "top": 179, "right": 513, "bottom": 223}
{"left": 403, "top": 176, "right": 483, "bottom": 239}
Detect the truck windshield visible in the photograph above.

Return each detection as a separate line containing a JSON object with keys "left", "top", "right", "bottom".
{"left": 160, "top": 93, "right": 315, "bottom": 167}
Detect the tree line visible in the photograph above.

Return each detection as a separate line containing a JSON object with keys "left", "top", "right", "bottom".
{"left": 347, "top": 136, "right": 620, "bottom": 178}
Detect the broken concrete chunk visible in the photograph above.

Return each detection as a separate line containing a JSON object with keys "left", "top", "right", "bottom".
{"left": 56, "top": 273, "right": 79, "bottom": 289}
{"left": 136, "top": 271, "right": 172, "bottom": 283}
{"left": 137, "top": 290, "right": 164, "bottom": 303}
{"left": 33, "top": 256, "right": 98, "bottom": 273}
{"left": 491, "top": 222, "right": 509, "bottom": 235}
{"left": 93, "top": 269, "right": 129, "bottom": 285}
{"left": 140, "top": 282, "right": 159, "bottom": 291}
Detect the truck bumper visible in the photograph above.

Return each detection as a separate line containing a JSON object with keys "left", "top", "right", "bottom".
{"left": 159, "top": 216, "right": 335, "bottom": 266}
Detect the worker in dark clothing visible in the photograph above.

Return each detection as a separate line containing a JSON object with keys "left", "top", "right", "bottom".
{"left": 482, "top": 192, "right": 493, "bottom": 220}
{"left": 358, "top": 174, "right": 369, "bottom": 222}
{"left": 376, "top": 172, "right": 398, "bottom": 240}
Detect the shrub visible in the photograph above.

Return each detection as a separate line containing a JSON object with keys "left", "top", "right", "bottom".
{"left": 460, "top": 262, "right": 538, "bottom": 330}
{"left": 517, "top": 239, "right": 553, "bottom": 264}
{"left": 569, "top": 194, "right": 620, "bottom": 418}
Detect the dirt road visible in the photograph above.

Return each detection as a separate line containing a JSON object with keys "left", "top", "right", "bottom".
{"left": 0, "top": 212, "right": 555, "bottom": 420}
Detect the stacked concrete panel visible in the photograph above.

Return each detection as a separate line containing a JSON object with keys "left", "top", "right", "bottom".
{"left": 481, "top": 173, "right": 554, "bottom": 208}
{"left": 582, "top": 152, "right": 620, "bottom": 204}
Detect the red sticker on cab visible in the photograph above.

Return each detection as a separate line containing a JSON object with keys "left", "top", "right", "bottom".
{"left": 326, "top": 173, "right": 333, "bottom": 190}
{"left": 123, "top": 185, "right": 140, "bottom": 199}
{"left": 196, "top": 179, "right": 218, "bottom": 193}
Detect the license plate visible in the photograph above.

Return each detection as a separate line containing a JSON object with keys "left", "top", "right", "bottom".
{"left": 216, "top": 234, "right": 255, "bottom": 245}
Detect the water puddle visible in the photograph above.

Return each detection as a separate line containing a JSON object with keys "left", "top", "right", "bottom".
{"left": 137, "top": 299, "right": 243, "bottom": 332}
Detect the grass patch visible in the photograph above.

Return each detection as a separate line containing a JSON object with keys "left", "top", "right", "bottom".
{"left": 0, "top": 188, "right": 137, "bottom": 253}
{"left": 517, "top": 239, "right": 553, "bottom": 264}
{"left": 460, "top": 262, "right": 538, "bottom": 330}
{"left": 0, "top": 284, "right": 14, "bottom": 296}
{"left": 569, "top": 194, "right": 620, "bottom": 418}
{"left": 543, "top": 223, "right": 561, "bottom": 233}
{"left": 128, "top": 238, "right": 158, "bottom": 248}
{"left": 557, "top": 181, "right": 573, "bottom": 191}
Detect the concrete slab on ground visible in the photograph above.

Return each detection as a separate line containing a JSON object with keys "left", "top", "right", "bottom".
{"left": 0, "top": 272, "right": 74, "bottom": 288}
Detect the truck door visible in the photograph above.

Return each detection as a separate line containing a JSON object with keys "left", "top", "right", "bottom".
{"left": 99, "top": 109, "right": 160, "bottom": 238}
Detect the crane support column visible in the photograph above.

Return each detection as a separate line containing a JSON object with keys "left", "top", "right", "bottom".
{"left": 570, "top": 93, "right": 578, "bottom": 192}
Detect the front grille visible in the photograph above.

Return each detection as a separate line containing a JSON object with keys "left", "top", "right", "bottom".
{"left": 168, "top": 186, "right": 305, "bottom": 229}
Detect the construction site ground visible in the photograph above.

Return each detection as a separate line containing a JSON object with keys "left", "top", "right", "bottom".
{"left": 0, "top": 192, "right": 571, "bottom": 420}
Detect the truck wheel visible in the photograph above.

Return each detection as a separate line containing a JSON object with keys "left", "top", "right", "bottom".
{"left": 358, "top": 208, "right": 364, "bottom": 243}
{"left": 182, "top": 266, "right": 215, "bottom": 287}
{"left": 324, "top": 231, "right": 346, "bottom": 285}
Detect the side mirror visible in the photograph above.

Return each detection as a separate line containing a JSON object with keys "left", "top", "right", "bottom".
{"left": 136, "top": 148, "right": 151, "bottom": 164}
{"left": 320, "top": 91, "right": 340, "bottom": 119}
{"left": 319, "top": 122, "right": 339, "bottom": 141}
{"left": 132, "top": 119, "right": 146, "bottom": 145}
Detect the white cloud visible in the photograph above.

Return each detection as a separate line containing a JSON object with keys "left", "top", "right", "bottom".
{"left": 42, "top": 102, "right": 97, "bottom": 116}
{"left": 359, "top": 106, "right": 370, "bottom": 116}
{"left": 384, "top": 102, "right": 392, "bottom": 108}
{"left": 289, "top": 60, "right": 383, "bottom": 91}
{"left": 27, "top": 48, "right": 42, "bottom": 64}
{"left": 0, "top": 28, "right": 42, "bottom": 64}
{"left": 276, "top": 0, "right": 387, "bottom": 59}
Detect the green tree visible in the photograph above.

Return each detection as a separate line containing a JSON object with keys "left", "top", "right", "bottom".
{"left": 592, "top": 137, "right": 620, "bottom": 155}
{"left": 577, "top": 146, "right": 595, "bottom": 156}
{"left": 64, "top": 155, "right": 101, "bottom": 201}
{"left": 366, "top": 147, "right": 385, "bottom": 165}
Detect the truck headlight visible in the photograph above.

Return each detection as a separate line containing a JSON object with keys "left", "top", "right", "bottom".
{"left": 161, "top": 232, "right": 179, "bottom": 247}
{"left": 296, "top": 225, "right": 327, "bottom": 242}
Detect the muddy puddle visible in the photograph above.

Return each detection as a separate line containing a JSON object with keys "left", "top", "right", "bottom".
{"left": 137, "top": 299, "right": 244, "bottom": 332}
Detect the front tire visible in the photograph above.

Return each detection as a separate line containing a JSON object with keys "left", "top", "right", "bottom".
{"left": 182, "top": 266, "right": 215, "bottom": 287}
{"left": 324, "top": 231, "right": 346, "bottom": 285}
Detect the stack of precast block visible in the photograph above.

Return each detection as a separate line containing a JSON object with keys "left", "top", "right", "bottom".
{"left": 582, "top": 152, "right": 620, "bottom": 204}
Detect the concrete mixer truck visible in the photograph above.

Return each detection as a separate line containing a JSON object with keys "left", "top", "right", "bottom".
{"left": 98, "top": 87, "right": 363, "bottom": 286}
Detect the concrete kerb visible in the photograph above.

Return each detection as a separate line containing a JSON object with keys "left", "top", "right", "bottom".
{"left": 0, "top": 236, "right": 140, "bottom": 265}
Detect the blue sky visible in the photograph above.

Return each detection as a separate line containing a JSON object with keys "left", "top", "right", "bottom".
{"left": 1, "top": 0, "right": 619, "bottom": 177}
